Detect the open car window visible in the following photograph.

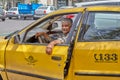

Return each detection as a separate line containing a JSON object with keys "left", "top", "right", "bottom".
{"left": 20, "top": 13, "right": 79, "bottom": 44}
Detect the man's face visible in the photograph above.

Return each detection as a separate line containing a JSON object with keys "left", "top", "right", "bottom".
{"left": 62, "top": 21, "right": 71, "bottom": 34}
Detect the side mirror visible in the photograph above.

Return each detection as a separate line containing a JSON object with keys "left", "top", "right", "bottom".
{"left": 52, "top": 22, "right": 58, "bottom": 29}
{"left": 14, "top": 34, "right": 20, "bottom": 44}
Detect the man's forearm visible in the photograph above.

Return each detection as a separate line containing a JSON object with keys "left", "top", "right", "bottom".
{"left": 50, "top": 40, "right": 62, "bottom": 46}
{"left": 43, "top": 32, "right": 52, "bottom": 41}
{"left": 46, "top": 39, "right": 62, "bottom": 54}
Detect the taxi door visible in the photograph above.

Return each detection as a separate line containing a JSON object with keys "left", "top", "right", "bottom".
{"left": 5, "top": 37, "right": 69, "bottom": 80}
{"left": 4, "top": 8, "right": 84, "bottom": 80}
{"left": 70, "top": 9, "right": 120, "bottom": 80}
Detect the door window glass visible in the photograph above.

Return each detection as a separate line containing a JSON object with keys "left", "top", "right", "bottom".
{"left": 50, "top": 7, "right": 54, "bottom": 10}
{"left": 78, "top": 12, "right": 120, "bottom": 41}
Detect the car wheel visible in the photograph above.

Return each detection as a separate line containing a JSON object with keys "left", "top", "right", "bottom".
{"left": 2, "top": 19, "right": 5, "bottom": 21}
{"left": 17, "top": 15, "right": 21, "bottom": 19}
{"left": 23, "top": 17, "right": 26, "bottom": 20}
{"left": 33, "top": 17, "right": 37, "bottom": 20}
{"left": 9, "top": 17, "right": 12, "bottom": 19}
{"left": 0, "top": 75, "right": 3, "bottom": 80}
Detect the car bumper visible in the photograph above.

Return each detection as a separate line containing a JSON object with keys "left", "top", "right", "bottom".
{"left": 20, "top": 14, "right": 33, "bottom": 17}
{"left": 0, "top": 15, "right": 6, "bottom": 19}
{"left": 6, "top": 14, "right": 19, "bottom": 17}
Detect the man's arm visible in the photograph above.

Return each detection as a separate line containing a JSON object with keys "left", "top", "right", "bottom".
{"left": 35, "top": 32, "right": 49, "bottom": 39}
{"left": 46, "top": 40, "right": 62, "bottom": 55}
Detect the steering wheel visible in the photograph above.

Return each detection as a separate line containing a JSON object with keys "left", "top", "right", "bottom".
{"left": 37, "top": 36, "right": 48, "bottom": 43}
{"left": 38, "top": 36, "right": 43, "bottom": 43}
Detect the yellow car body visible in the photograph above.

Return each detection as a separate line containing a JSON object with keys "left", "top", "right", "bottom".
{"left": 0, "top": 6, "right": 120, "bottom": 80}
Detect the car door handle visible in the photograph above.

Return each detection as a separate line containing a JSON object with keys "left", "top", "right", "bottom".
{"left": 51, "top": 56, "right": 61, "bottom": 61}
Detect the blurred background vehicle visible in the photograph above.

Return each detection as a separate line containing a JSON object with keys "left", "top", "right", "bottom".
{"left": 59, "top": 6, "right": 74, "bottom": 9}
{"left": 33, "top": 5, "right": 57, "bottom": 20}
{"left": 59, "top": 6, "right": 75, "bottom": 19}
{"left": 3, "top": 9, "right": 7, "bottom": 15}
{"left": 6, "top": 7, "right": 20, "bottom": 19}
{"left": 0, "top": 7, "right": 6, "bottom": 21}
{"left": 18, "top": 3, "right": 43, "bottom": 20}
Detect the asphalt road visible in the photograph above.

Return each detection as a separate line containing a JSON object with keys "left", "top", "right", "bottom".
{"left": 0, "top": 18, "right": 35, "bottom": 35}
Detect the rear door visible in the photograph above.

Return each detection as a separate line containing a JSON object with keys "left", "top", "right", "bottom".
{"left": 71, "top": 7, "right": 120, "bottom": 80}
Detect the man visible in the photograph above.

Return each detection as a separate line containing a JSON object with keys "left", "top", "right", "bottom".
{"left": 35, "top": 18, "right": 73, "bottom": 55}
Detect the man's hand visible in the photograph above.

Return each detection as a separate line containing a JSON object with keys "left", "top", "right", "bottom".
{"left": 46, "top": 43, "right": 54, "bottom": 55}
{"left": 46, "top": 40, "right": 62, "bottom": 55}
{"left": 35, "top": 32, "right": 44, "bottom": 38}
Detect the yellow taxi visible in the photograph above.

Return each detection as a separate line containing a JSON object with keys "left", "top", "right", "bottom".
{"left": 0, "top": 6, "right": 120, "bottom": 80}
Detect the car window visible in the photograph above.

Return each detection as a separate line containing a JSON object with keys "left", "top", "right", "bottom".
{"left": 75, "top": 1, "right": 120, "bottom": 7}
{"left": 79, "top": 12, "right": 120, "bottom": 41}
{"left": 0, "top": 8, "right": 2, "bottom": 11}
{"left": 54, "top": 7, "right": 57, "bottom": 10}
{"left": 0, "top": 8, "right": 4, "bottom": 14}
{"left": 0, "top": 8, "right": 3, "bottom": 12}
{"left": 50, "top": 7, "right": 54, "bottom": 10}
{"left": 22, "top": 13, "right": 79, "bottom": 44}
{"left": 9, "top": 7, "right": 17, "bottom": 11}
{"left": 38, "top": 6, "right": 48, "bottom": 9}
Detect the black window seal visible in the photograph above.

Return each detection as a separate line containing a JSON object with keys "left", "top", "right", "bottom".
{"left": 78, "top": 11, "right": 89, "bottom": 41}
{"left": 66, "top": 12, "right": 82, "bottom": 44}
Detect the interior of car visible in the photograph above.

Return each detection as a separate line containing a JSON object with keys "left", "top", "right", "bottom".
{"left": 19, "top": 13, "right": 77, "bottom": 44}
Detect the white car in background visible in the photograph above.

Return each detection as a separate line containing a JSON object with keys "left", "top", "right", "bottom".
{"left": 0, "top": 8, "right": 6, "bottom": 21}
{"left": 6, "top": 7, "right": 20, "bottom": 19}
{"left": 59, "top": 6, "right": 74, "bottom": 9}
{"left": 33, "top": 6, "right": 57, "bottom": 19}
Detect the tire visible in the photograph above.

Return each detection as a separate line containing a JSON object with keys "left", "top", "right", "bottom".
{"left": 33, "top": 17, "right": 38, "bottom": 20}
{"left": 0, "top": 75, "right": 3, "bottom": 80}
{"left": 23, "top": 17, "right": 26, "bottom": 20}
{"left": 17, "top": 15, "right": 21, "bottom": 19}
{"left": 2, "top": 19, "right": 5, "bottom": 21}
{"left": 9, "top": 17, "right": 12, "bottom": 19}
{"left": 33, "top": 17, "right": 36, "bottom": 20}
